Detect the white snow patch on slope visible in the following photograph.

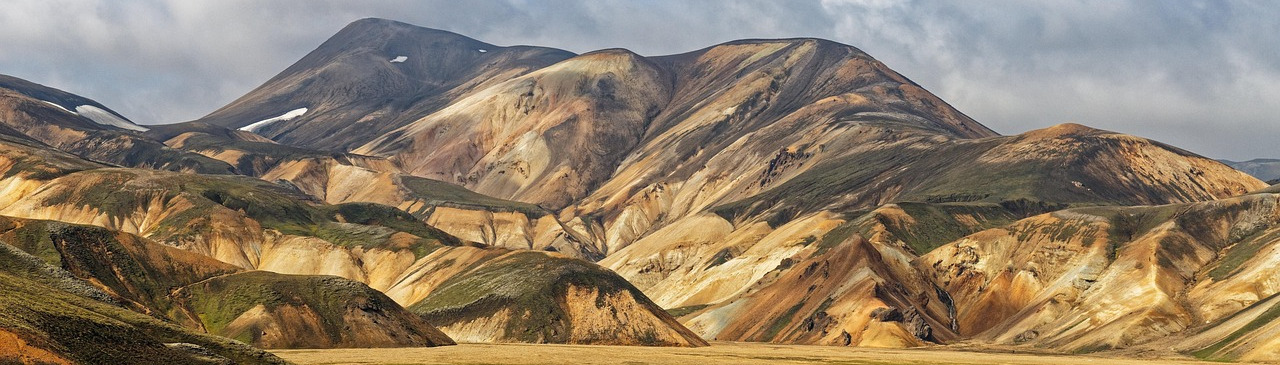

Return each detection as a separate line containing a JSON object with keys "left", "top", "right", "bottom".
{"left": 40, "top": 100, "right": 75, "bottom": 114}
{"left": 390, "top": 56, "right": 408, "bottom": 63}
{"left": 478, "top": 49, "right": 487, "bottom": 53}
{"left": 75, "top": 105, "right": 148, "bottom": 131}
{"left": 240, "top": 108, "right": 307, "bottom": 133}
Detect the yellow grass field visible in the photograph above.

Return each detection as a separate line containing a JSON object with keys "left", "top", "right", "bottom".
{"left": 271, "top": 342, "right": 1239, "bottom": 365}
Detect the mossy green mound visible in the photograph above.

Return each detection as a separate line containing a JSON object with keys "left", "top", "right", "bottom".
{"left": 411, "top": 251, "right": 656, "bottom": 343}
{"left": 175, "top": 270, "right": 455, "bottom": 348}
{"left": 0, "top": 244, "right": 286, "bottom": 365}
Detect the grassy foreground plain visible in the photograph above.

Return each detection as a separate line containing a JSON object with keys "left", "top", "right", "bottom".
{"left": 272, "top": 342, "right": 1237, "bottom": 365}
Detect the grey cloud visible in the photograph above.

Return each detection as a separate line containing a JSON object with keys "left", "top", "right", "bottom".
{"left": 0, "top": 0, "right": 1276, "bottom": 160}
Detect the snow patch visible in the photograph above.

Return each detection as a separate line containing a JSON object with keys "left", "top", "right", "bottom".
{"left": 390, "top": 56, "right": 408, "bottom": 63}
{"left": 74, "top": 105, "right": 148, "bottom": 131}
{"left": 478, "top": 49, "right": 487, "bottom": 53}
{"left": 240, "top": 108, "right": 308, "bottom": 133}
{"left": 40, "top": 100, "right": 75, "bottom": 114}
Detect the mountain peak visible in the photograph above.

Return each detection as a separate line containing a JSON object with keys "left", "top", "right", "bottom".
{"left": 338, "top": 17, "right": 485, "bottom": 45}
{"left": 1022, "top": 122, "right": 1108, "bottom": 139}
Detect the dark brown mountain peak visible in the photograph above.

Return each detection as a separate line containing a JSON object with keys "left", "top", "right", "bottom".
{"left": 187, "top": 19, "right": 576, "bottom": 151}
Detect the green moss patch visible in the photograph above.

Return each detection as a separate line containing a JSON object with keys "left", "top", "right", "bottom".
{"left": 1192, "top": 294, "right": 1280, "bottom": 361}
{"left": 400, "top": 176, "right": 545, "bottom": 216}
{"left": 0, "top": 248, "right": 285, "bottom": 364}
{"left": 411, "top": 251, "right": 647, "bottom": 343}
{"left": 665, "top": 304, "right": 712, "bottom": 318}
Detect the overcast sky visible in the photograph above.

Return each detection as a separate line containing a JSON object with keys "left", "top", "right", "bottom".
{"left": 1, "top": 0, "right": 1277, "bottom": 160}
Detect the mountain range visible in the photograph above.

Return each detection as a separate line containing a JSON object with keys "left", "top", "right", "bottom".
{"left": 1, "top": 17, "right": 1277, "bottom": 364}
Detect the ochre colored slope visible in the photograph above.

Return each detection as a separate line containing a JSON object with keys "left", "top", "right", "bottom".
{"left": 922, "top": 191, "right": 1280, "bottom": 360}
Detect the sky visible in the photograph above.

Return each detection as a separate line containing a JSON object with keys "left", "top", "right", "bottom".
{"left": 1, "top": 0, "right": 1277, "bottom": 160}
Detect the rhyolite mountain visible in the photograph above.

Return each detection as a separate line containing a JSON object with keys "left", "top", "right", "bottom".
{"left": 165, "top": 17, "right": 1267, "bottom": 355}
{"left": 0, "top": 121, "right": 706, "bottom": 349}
{"left": 4, "top": 16, "right": 1279, "bottom": 363}
{"left": 185, "top": 18, "right": 996, "bottom": 211}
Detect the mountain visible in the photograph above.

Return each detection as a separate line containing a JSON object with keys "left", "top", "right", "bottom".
{"left": 0, "top": 74, "right": 235, "bottom": 174}
{"left": 191, "top": 18, "right": 575, "bottom": 152}
{"left": 0, "top": 75, "right": 147, "bottom": 132}
{"left": 181, "top": 19, "right": 1260, "bottom": 263}
{"left": 712, "top": 123, "right": 1260, "bottom": 222}
{"left": 0, "top": 121, "right": 703, "bottom": 347}
{"left": 146, "top": 122, "right": 596, "bottom": 258}
{"left": 1222, "top": 158, "right": 1280, "bottom": 183}
{"left": 180, "top": 18, "right": 994, "bottom": 212}
{"left": 169, "top": 18, "right": 1269, "bottom": 355}
{"left": 6, "top": 16, "right": 1280, "bottom": 361}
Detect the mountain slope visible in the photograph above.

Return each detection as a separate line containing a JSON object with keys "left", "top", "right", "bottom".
{"left": 355, "top": 48, "right": 672, "bottom": 209}
{"left": 193, "top": 18, "right": 575, "bottom": 151}
{"left": 0, "top": 214, "right": 455, "bottom": 349}
{"left": 0, "top": 140, "right": 704, "bottom": 346}
{"left": 599, "top": 123, "right": 1261, "bottom": 347}
{"left": 922, "top": 190, "right": 1280, "bottom": 361}
{"left": 409, "top": 250, "right": 706, "bottom": 346}
{"left": 182, "top": 19, "right": 995, "bottom": 213}
{"left": 714, "top": 123, "right": 1264, "bottom": 223}
{"left": 0, "top": 236, "right": 287, "bottom": 364}
{"left": 0, "top": 75, "right": 147, "bottom": 132}
{"left": 0, "top": 74, "right": 235, "bottom": 174}
{"left": 174, "top": 270, "right": 455, "bottom": 349}
{"left": 147, "top": 122, "right": 596, "bottom": 258}
{"left": 351, "top": 37, "right": 999, "bottom": 210}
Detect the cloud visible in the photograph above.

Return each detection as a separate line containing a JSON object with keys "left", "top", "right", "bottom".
{"left": 818, "top": 0, "right": 1280, "bottom": 160}
{"left": 0, "top": 0, "right": 1276, "bottom": 160}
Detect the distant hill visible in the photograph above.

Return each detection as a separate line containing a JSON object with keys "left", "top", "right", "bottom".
{"left": 1221, "top": 158, "right": 1280, "bottom": 182}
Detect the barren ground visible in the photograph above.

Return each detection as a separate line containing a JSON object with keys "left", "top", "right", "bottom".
{"left": 271, "top": 342, "right": 1244, "bottom": 365}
